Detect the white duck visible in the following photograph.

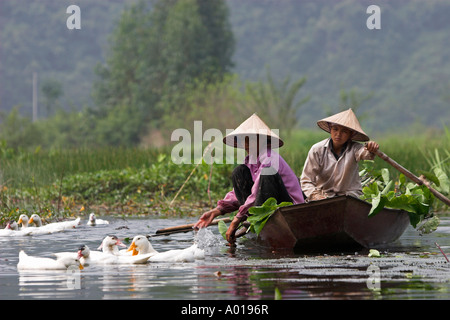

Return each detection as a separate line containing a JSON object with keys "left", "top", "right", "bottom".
{"left": 13, "top": 215, "right": 37, "bottom": 235}
{"left": 0, "top": 221, "right": 20, "bottom": 236}
{"left": 87, "top": 213, "right": 109, "bottom": 226}
{"left": 27, "top": 214, "right": 43, "bottom": 227}
{"left": 29, "top": 214, "right": 80, "bottom": 232}
{"left": 0, "top": 219, "right": 38, "bottom": 236}
{"left": 98, "top": 235, "right": 127, "bottom": 255}
{"left": 96, "top": 235, "right": 153, "bottom": 264}
{"left": 55, "top": 245, "right": 105, "bottom": 267}
{"left": 17, "top": 214, "right": 31, "bottom": 229}
{"left": 1, "top": 214, "right": 80, "bottom": 237}
{"left": 6, "top": 220, "right": 19, "bottom": 230}
{"left": 126, "top": 235, "right": 159, "bottom": 256}
{"left": 125, "top": 234, "right": 204, "bottom": 262}
{"left": 149, "top": 243, "right": 205, "bottom": 263}
{"left": 17, "top": 250, "right": 83, "bottom": 270}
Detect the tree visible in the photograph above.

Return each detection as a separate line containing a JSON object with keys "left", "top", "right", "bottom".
{"left": 246, "top": 67, "right": 310, "bottom": 136}
{"left": 41, "top": 78, "right": 63, "bottom": 117}
{"left": 92, "top": 0, "right": 235, "bottom": 146}
{"left": 0, "top": 106, "right": 42, "bottom": 149}
{"left": 323, "top": 86, "right": 374, "bottom": 122}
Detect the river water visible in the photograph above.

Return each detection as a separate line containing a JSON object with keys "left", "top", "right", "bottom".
{"left": 1, "top": 214, "right": 450, "bottom": 300}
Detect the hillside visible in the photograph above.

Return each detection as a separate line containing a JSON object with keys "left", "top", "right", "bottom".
{"left": 227, "top": 0, "right": 450, "bottom": 132}
{"left": 0, "top": 0, "right": 449, "bottom": 134}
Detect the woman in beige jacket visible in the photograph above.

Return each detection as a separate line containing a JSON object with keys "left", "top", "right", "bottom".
{"left": 300, "top": 109, "right": 379, "bottom": 201}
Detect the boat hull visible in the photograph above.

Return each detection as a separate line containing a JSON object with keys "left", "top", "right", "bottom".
{"left": 257, "top": 196, "right": 410, "bottom": 253}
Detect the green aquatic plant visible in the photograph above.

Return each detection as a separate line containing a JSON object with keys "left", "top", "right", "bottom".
{"left": 359, "top": 161, "right": 446, "bottom": 230}
{"left": 247, "top": 198, "right": 292, "bottom": 235}
{"left": 217, "top": 197, "right": 292, "bottom": 239}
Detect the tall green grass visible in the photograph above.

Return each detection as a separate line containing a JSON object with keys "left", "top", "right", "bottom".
{"left": 282, "top": 128, "right": 448, "bottom": 178}
{"left": 0, "top": 128, "right": 448, "bottom": 226}
{"left": 1, "top": 129, "right": 447, "bottom": 192}
{"left": 0, "top": 146, "right": 172, "bottom": 189}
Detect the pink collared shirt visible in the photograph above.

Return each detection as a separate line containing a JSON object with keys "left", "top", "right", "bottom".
{"left": 216, "top": 150, "right": 304, "bottom": 220}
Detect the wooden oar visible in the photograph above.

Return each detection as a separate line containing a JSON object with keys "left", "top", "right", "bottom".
{"left": 153, "top": 217, "right": 232, "bottom": 236}
{"left": 374, "top": 149, "right": 450, "bottom": 207}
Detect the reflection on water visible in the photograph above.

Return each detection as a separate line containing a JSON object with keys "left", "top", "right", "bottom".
{"left": 1, "top": 215, "right": 450, "bottom": 300}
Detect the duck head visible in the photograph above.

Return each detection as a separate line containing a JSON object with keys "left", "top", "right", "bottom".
{"left": 17, "top": 214, "right": 29, "bottom": 228}
{"left": 127, "top": 235, "right": 156, "bottom": 256}
{"left": 98, "top": 235, "right": 126, "bottom": 254}
{"left": 88, "top": 213, "right": 96, "bottom": 225}
{"left": 5, "top": 220, "right": 18, "bottom": 230}
{"left": 28, "top": 214, "right": 43, "bottom": 227}
{"left": 77, "top": 245, "right": 90, "bottom": 259}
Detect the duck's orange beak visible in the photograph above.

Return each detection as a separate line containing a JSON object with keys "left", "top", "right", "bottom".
{"left": 127, "top": 242, "right": 138, "bottom": 256}
{"left": 28, "top": 217, "right": 34, "bottom": 224}
{"left": 18, "top": 218, "right": 23, "bottom": 224}
{"left": 79, "top": 264, "right": 84, "bottom": 270}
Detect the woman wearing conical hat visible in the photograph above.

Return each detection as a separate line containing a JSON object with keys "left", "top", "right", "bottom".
{"left": 300, "top": 108, "right": 379, "bottom": 201}
{"left": 194, "top": 114, "right": 304, "bottom": 245}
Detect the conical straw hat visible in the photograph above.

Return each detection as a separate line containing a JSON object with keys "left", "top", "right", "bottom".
{"left": 223, "top": 113, "right": 284, "bottom": 148}
{"left": 317, "top": 108, "right": 369, "bottom": 141}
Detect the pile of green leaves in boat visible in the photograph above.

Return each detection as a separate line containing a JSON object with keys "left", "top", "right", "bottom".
{"left": 218, "top": 160, "right": 447, "bottom": 238}
{"left": 359, "top": 160, "right": 448, "bottom": 233}
{"left": 218, "top": 197, "right": 292, "bottom": 238}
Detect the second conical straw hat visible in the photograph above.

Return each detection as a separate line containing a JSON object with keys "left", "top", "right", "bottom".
{"left": 317, "top": 108, "right": 369, "bottom": 141}
{"left": 223, "top": 113, "right": 284, "bottom": 148}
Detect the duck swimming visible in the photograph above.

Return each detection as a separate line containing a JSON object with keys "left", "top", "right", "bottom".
{"left": 0, "top": 214, "right": 80, "bottom": 237}
{"left": 95, "top": 235, "right": 153, "bottom": 264}
{"left": 17, "top": 250, "right": 83, "bottom": 270}
{"left": 87, "top": 213, "right": 109, "bottom": 226}
{"left": 126, "top": 234, "right": 204, "bottom": 262}
{"left": 28, "top": 214, "right": 80, "bottom": 231}
{"left": 17, "top": 214, "right": 30, "bottom": 229}
{"left": 126, "top": 235, "right": 158, "bottom": 256}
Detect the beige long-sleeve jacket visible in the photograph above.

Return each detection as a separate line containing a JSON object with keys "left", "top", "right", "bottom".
{"left": 300, "top": 138, "right": 375, "bottom": 199}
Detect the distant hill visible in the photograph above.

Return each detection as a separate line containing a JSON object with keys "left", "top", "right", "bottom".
{"left": 227, "top": 0, "right": 450, "bottom": 132}
{"left": 1, "top": 0, "right": 449, "bottom": 133}
{"left": 0, "top": 0, "right": 131, "bottom": 115}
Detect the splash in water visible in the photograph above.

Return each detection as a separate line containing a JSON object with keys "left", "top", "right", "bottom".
{"left": 194, "top": 228, "right": 223, "bottom": 253}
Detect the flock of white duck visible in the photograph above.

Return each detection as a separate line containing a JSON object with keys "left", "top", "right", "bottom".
{"left": 2, "top": 213, "right": 205, "bottom": 270}
{"left": 1, "top": 214, "right": 81, "bottom": 236}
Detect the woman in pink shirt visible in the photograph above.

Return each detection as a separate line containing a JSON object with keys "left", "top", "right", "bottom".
{"left": 194, "top": 114, "right": 304, "bottom": 245}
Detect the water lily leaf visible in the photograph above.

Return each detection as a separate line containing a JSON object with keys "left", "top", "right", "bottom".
{"left": 417, "top": 216, "right": 440, "bottom": 235}
{"left": 368, "top": 193, "right": 386, "bottom": 217}
{"left": 434, "top": 167, "right": 450, "bottom": 194}
{"left": 247, "top": 198, "right": 292, "bottom": 235}
{"left": 381, "top": 180, "right": 394, "bottom": 195}
{"left": 381, "top": 168, "right": 390, "bottom": 184}
{"left": 218, "top": 220, "right": 228, "bottom": 240}
{"left": 274, "top": 287, "right": 282, "bottom": 300}
{"left": 368, "top": 249, "right": 381, "bottom": 257}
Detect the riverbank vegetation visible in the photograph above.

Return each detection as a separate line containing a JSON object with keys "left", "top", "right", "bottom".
{"left": 0, "top": 128, "right": 448, "bottom": 227}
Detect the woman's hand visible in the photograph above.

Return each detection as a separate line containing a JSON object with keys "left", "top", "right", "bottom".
{"left": 193, "top": 208, "right": 222, "bottom": 230}
{"left": 226, "top": 216, "right": 242, "bottom": 246}
{"left": 365, "top": 141, "right": 379, "bottom": 154}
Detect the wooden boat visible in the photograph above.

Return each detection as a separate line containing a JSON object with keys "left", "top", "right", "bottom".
{"left": 257, "top": 195, "right": 410, "bottom": 253}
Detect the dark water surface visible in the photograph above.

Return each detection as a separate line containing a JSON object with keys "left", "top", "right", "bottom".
{"left": 1, "top": 214, "right": 450, "bottom": 300}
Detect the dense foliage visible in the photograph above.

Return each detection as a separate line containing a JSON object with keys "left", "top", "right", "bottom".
{"left": 92, "top": 0, "right": 235, "bottom": 145}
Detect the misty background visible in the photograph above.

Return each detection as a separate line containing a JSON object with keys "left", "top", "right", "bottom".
{"left": 0, "top": 0, "right": 449, "bottom": 149}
